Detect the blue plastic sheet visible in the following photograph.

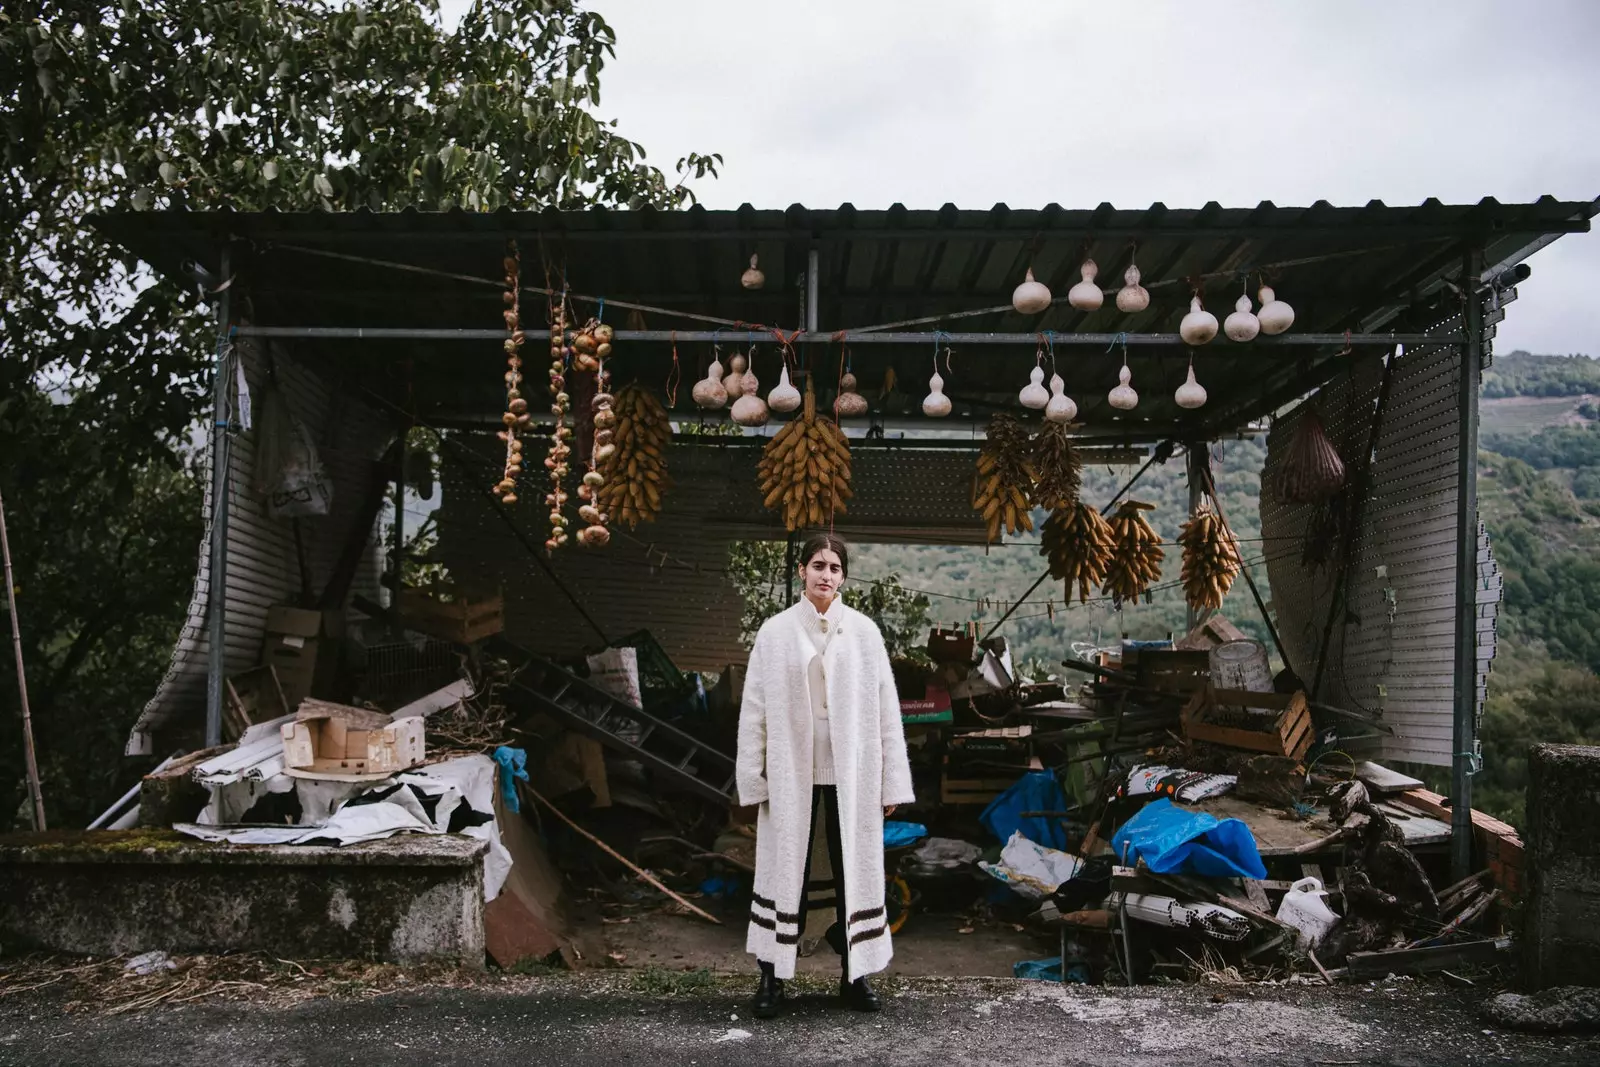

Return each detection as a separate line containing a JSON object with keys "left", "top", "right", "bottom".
{"left": 883, "top": 821, "right": 928, "bottom": 849}
{"left": 1013, "top": 957, "right": 1090, "bottom": 983}
{"left": 981, "top": 770, "right": 1070, "bottom": 851}
{"left": 1109, "top": 797, "right": 1267, "bottom": 879}
{"left": 492, "top": 746, "right": 529, "bottom": 814}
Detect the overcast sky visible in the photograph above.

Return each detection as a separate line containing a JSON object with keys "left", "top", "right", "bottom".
{"left": 452, "top": 0, "right": 1600, "bottom": 355}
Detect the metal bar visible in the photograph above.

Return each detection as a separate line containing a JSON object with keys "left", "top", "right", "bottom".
{"left": 785, "top": 531, "right": 797, "bottom": 607}
{"left": 1452, "top": 250, "right": 1485, "bottom": 882}
{"left": 232, "top": 325, "right": 1462, "bottom": 347}
{"left": 0, "top": 488, "right": 47, "bottom": 831}
{"left": 205, "top": 244, "right": 232, "bottom": 750}
{"left": 806, "top": 248, "right": 819, "bottom": 333}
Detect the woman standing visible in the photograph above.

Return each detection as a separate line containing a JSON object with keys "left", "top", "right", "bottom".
{"left": 735, "top": 533, "right": 915, "bottom": 1018}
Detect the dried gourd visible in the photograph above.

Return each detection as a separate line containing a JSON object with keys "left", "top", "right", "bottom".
{"left": 973, "top": 415, "right": 1036, "bottom": 543}
{"left": 1273, "top": 407, "right": 1346, "bottom": 503}
{"left": 1040, "top": 502, "right": 1115, "bottom": 604}
{"left": 1030, "top": 422, "right": 1082, "bottom": 511}
{"left": 1178, "top": 504, "right": 1241, "bottom": 613}
{"left": 493, "top": 243, "right": 531, "bottom": 506}
{"left": 1103, "top": 501, "right": 1164, "bottom": 606}
{"left": 757, "top": 377, "right": 852, "bottom": 531}
{"left": 596, "top": 383, "right": 670, "bottom": 528}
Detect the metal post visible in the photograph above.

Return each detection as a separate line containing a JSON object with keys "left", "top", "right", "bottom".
{"left": 204, "top": 245, "right": 232, "bottom": 749}
{"left": 806, "top": 249, "right": 819, "bottom": 334}
{"left": 1451, "top": 248, "right": 1485, "bottom": 881}
{"left": 1185, "top": 443, "right": 1208, "bottom": 634}
{"left": 785, "top": 532, "right": 798, "bottom": 606}
{"left": 0, "top": 488, "right": 46, "bottom": 831}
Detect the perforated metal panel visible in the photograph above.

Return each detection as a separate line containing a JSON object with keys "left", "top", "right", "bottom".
{"left": 128, "top": 343, "right": 392, "bottom": 755}
{"left": 1259, "top": 339, "right": 1499, "bottom": 766}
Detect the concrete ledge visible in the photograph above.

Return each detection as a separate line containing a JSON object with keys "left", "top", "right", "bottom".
{"left": 0, "top": 831, "right": 487, "bottom": 966}
{"left": 1525, "top": 743, "right": 1600, "bottom": 990}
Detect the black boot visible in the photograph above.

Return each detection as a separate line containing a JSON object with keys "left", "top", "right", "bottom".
{"left": 752, "top": 961, "right": 784, "bottom": 1019}
{"left": 840, "top": 972, "right": 882, "bottom": 1012}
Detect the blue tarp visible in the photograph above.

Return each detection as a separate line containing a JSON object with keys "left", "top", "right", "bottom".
{"left": 883, "top": 821, "right": 928, "bottom": 849}
{"left": 981, "top": 771, "right": 1070, "bottom": 851}
{"left": 1109, "top": 797, "right": 1267, "bottom": 879}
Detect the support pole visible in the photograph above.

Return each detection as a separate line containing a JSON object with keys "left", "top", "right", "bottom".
{"left": 1452, "top": 249, "right": 1485, "bottom": 881}
{"left": 806, "top": 249, "right": 819, "bottom": 334}
{"left": 204, "top": 245, "right": 232, "bottom": 750}
{"left": 785, "top": 531, "right": 798, "bottom": 606}
{"left": 0, "top": 488, "right": 46, "bottom": 831}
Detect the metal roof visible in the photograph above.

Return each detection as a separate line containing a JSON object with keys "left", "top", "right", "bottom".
{"left": 90, "top": 198, "right": 1597, "bottom": 437}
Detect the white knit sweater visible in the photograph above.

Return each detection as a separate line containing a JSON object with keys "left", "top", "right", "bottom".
{"left": 805, "top": 598, "right": 841, "bottom": 785}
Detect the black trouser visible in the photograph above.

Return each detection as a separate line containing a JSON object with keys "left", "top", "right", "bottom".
{"left": 798, "top": 784, "right": 850, "bottom": 960}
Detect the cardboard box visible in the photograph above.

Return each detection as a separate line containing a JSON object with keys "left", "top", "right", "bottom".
{"left": 281, "top": 700, "right": 425, "bottom": 778}
{"left": 901, "top": 683, "right": 953, "bottom": 724}
{"left": 262, "top": 605, "right": 343, "bottom": 709}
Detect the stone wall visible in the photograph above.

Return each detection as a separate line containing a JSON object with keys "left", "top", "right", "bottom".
{"left": 0, "top": 831, "right": 486, "bottom": 966}
{"left": 1524, "top": 743, "right": 1600, "bottom": 989}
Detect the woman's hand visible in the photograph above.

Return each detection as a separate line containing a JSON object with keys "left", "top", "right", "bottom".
{"left": 884, "top": 805, "right": 897, "bottom": 818}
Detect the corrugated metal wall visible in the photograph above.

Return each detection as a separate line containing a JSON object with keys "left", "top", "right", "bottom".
{"left": 434, "top": 439, "right": 986, "bottom": 670}
{"left": 1259, "top": 340, "right": 1500, "bottom": 766}
{"left": 128, "top": 342, "right": 393, "bottom": 755}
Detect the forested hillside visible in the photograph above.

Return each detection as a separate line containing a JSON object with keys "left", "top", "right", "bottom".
{"left": 852, "top": 350, "right": 1600, "bottom": 827}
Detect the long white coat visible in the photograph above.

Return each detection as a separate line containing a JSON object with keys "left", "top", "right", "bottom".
{"left": 736, "top": 600, "right": 915, "bottom": 980}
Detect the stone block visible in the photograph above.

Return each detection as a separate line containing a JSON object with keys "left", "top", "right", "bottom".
{"left": 1525, "top": 743, "right": 1600, "bottom": 989}
{"left": 0, "top": 830, "right": 486, "bottom": 966}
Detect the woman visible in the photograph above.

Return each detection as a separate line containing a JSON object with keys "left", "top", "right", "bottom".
{"left": 735, "top": 532, "right": 915, "bottom": 1018}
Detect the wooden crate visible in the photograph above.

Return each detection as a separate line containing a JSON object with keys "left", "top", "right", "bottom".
{"left": 939, "top": 774, "right": 1016, "bottom": 806}
{"left": 397, "top": 587, "right": 504, "bottom": 644}
{"left": 1182, "top": 687, "right": 1312, "bottom": 761}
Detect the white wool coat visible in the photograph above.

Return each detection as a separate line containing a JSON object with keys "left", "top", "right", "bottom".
{"left": 736, "top": 600, "right": 915, "bottom": 980}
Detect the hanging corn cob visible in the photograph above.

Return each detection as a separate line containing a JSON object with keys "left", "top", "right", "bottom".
{"left": 757, "top": 376, "right": 853, "bottom": 531}
{"left": 493, "top": 243, "right": 530, "bottom": 505}
{"left": 1103, "top": 500, "right": 1164, "bottom": 606}
{"left": 1040, "top": 502, "right": 1115, "bottom": 604}
{"left": 1178, "top": 503, "right": 1241, "bottom": 613}
{"left": 973, "top": 415, "right": 1036, "bottom": 544}
{"left": 1031, "top": 421, "right": 1082, "bottom": 511}
{"left": 596, "top": 383, "right": 671, "bottom": 528}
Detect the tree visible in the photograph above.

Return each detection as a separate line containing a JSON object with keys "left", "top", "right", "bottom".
{"left": 0, "top": 0, "right": 718, "bottom": 828}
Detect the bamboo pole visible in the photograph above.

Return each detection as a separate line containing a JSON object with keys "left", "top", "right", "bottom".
{"left": 0, "top": 488, "right": 46, "bottom": 831}
{"left": 520, "top": 781, "right": 720, "bottom": 925}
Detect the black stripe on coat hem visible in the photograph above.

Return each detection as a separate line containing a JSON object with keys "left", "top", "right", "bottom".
{"left": 751, "top": 893, "right": 776, "bottom": 910}
{"left": 749, "top": 913, "right": 776, "bottom": 931}
{"left": 848, "top": 925, "right": 887, "bottom": 947}
{"left": 848, "top": 906, "right": 885, "bottom": 925}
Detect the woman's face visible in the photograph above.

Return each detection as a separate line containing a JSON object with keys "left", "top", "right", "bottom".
{"left": 801, "top": 548, "right": 845, "bottom": 603}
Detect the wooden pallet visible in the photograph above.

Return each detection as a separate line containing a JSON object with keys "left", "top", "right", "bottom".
{"left": 1182, "top": 687, "right": 1313, "bottom": 762}
{"left": 397, "top": 587, "right": 504, "bottom": 644}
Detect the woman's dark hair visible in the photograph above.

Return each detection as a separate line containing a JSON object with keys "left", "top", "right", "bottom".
{"left": 798, "top": 532, "right": 850, "bottom": 578}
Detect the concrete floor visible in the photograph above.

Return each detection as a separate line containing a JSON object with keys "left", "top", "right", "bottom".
{"left": 587, "top": 907, "right": 1050, "bottom": 978}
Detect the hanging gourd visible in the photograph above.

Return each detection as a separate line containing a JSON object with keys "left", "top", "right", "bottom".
{"left": 1180, "top": 294, "right": 1219, "bottom": 345}
{"left": 1257, "top": 285, "right": 1295, "bottom": 335}
{"left": 692, "top": 350, "right": 729, "bottom": 410}
{"left": 741, "top": 254, "right": 765, "bottom": 290}
{"left": 1108, "top": 363, "right": 1138, "bottom": 411}
{"left": 1068, "top": 259, "right": 1103, "bottom": 311}
{"left": 724, "top": 350, "right": 748, "bottom": 399}
{"left": 1116, "top": 262, "right": 1150, "bottom": 313}
{"left": 1224, "top": 292, "right": 1261, "bottom": 343}
{"left": 835, "top": 371, "right": 868, "bottom": 418}
{"left": 1012, "top": 267, "right": 1052, "bottom": 315}
{"left": 730, "top": 357, "right": 769, "bottom": 426}
{"left": 1044, "top": 372, "right": 1077, "bottom": 424}
{"left": 1175, "top": 355, "right": 1207, "bottom": 410}
{"left": 768, "top": 362, "right": 801, "bottom": 414}
{"left": 1019, "top": 363, "right": 1049, "bottom": 409}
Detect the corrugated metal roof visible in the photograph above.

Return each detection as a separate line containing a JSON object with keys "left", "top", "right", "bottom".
{"left": 89, "top": 198, "right": 1597, "bottom": 434}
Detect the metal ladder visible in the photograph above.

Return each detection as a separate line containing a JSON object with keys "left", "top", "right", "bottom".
{"left": 491, "top": 639, "right": 737, "bottom": 804}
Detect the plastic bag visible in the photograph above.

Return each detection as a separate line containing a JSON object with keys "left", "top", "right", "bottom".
{"left": 979, "top": 830, "right": 1082, "bottom": 900}
{"left": 883, "top": 821, "right": 928, "bottom": 849}
{"left": 1275, "top": 876, "right": 1341, "bottom": 949}
{"left": 1109, "top": 797, "right": 1267, "bottom": 880}
{"left": 586, "top": 646, "right": 643, "bottom": 708}
{"left": 253, "top": 381, "right": 333, "bottom": 519}
{"left": 980, "top": 770, "right": 1070, "bottom": 850}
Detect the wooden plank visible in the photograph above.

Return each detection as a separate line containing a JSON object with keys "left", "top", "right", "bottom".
{"left": 1345, "top": 937, "right": 1512, "bottom": 978}
{"left": 1243, "top": 879, "right": 1271, "bottom": 911}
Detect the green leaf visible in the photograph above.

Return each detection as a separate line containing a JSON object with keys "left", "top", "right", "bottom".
{"left": 158, "top": 162, "right": 179, "bottom": 185}
{"left": 313, "top": 173, "right": 333, "bottom": 198}
{"left": 262, "top": 160, "right": 279, "bottom": 181}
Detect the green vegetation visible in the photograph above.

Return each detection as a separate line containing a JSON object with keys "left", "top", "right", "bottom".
{"left": 1482, "top": 351, "right": 1600, "bottom": 398}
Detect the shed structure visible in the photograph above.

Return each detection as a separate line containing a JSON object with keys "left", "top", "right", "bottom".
{"left": 93, "top": 197, "right": 1599, "bottom": 875}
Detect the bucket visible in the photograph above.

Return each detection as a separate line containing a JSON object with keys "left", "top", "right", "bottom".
{"left": 1209, "top": 640, "right": 1272, "bottom": 719}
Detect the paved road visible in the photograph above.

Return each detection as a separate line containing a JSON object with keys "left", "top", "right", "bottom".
{"left": 3, "top": 975, "right": 1596, "bottom": 1066}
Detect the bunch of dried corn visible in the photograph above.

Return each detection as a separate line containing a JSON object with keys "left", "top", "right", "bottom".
{"left": 1103, "top": 500, "right": 1164, "bottom": 605}
{"left": 1040, "top": 502, "right": 1115, "bottom": 604}
{"left": 1031, "top": 421, "right": 1082, "bottom": 511}
{"left": 595, "top": 383, "right": 670, "bottom": 528}
{"left": 757, "top": 378, "right": 853, "bottom": 530}
{"left": 973, "top": 415, "right": 1036, "bottom": 543}
{"left": 1177, "top": 505, "right": 1241, "bottom": 612}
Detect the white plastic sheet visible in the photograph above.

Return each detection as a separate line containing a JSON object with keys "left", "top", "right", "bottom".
{"left": 979, "top": 830, "right": 1082, "bottom": 900}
